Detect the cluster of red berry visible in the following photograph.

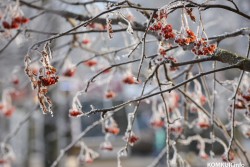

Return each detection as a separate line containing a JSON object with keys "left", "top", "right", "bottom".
{"left": 82, "top": 39, "right": 91, "bottom": 45}
{"left": 197, "top": 122, "right": 210, "bottom": 129}
{"left": 175, "top": 29, "right": 217, "bottom": 56}
{"left": 169, "top": 126, "right": 183, "bottom": 135}
{"left": 192, "top": 38, "right": 217, "bottom": 56}
{"left": 168, "top": 56, "right": 179, "bottom": 71}
{"left": 105, "top": 90, "right": 116, "bottom": 99}
{"left": 63, "top": 68, "right": 76, "bottom": 77}
{"left": 150, "top": 119, "right": 165, "bottom": 128}
{"left": 161, "top": 24, "right": 175, "bottom": 39}
{"left": 152, "top": 10, "right": 168, "bottom": 20}
{"left": 159, "top": 48, "right": 167, "bottom": 56}
{"left": 175, "top": 29, "right": 196, "bottom": 46}
{"left": 149, "top": 11, "right": 175, "bottom": 40}
{"left": 84, "top": 60, "right": 97, "bottom": 67}
{"left": 100, "top": 141, "right": 113, "bottom": 151}
{"left": 2, "top": 16, "right": 29, "bottom": 29}
{"left": 38, "top": 67, "right": 59, "bottom": 87}
{"left": 123, "top": 75, "right": 136, "bottom": 84}
{"left": 123, "top": 131, "right": 139, "bottom": 146}
{"left": 149, "top": 22, "right": 162, "bottom": 31}
{"left": 39, "top": 76, "right": 59, "bottom": 86}
{"left": 87, "top": 22, "right": 106, "bottom": 30}
{"left": 150, "top": 23, "right": 175, "bottom": 40}
{"left": 150, "top": 11, "right": 217, "bottom": 56}
{"left": 105, "top": 125, "right": 120, "bottom": 135}
{"left": 0, "top": 90, "right": 16, "bottom": 118}
{"left": 0, "top": 105, "right": 15, "bottom": 118}
{"left": 127, "top": 134, "right": 139, "bottom": 144}
{"left": 69, "top": 109, "right": 83, "bottom": 117}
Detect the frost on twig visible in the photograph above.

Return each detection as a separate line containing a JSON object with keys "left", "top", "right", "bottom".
{"left": 0, "top": 89, "right": 15, "bottom": 117}
{"left": 24, "top": 43, "right": 59, "bottom": 115}
{"left": 78, "top": 141, "right": 99, "bottom": 164}
{"left": 178, "top": 135, "right": 231, "bottom": 161}
{"left": 117, "top": 11, "right": 134, "bottom": 35}
{"left": 117, "top": 147, "right": 128, "bottom": 167}
{"left": 106, "top": 15, "right": 113, "bottom": 39}
{"left": 0, "top": 143, "right": 16, "bottom": 166}
{"left": 170, "top": 142, "right": 190, "bottom": 167}
{"left": 69, "top": 91, "right": 84, "bottom": 117}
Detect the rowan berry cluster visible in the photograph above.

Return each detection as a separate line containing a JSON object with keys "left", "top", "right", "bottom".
{"left": 176, "top": 30, "right": 217, "bottom": 56}
{"left": 149, "top": 22, "right": 175, "bottom": 40}
{"left": 78, "top": 142, "right": 99, "bottom": 164}
{"left": 38, "top": 66, "right": 59, "bottom": 87}
{"left": 161, "top": 24, "right": 175, "bottom": 39}
{"left": 159, "top": 48, "right": 167, "bottom": 56}
{"left": 25, "top": 44, "right": 59, "bottom": 114}
{"left": 69, "top": 109, "right": 83, "bottom": 117}
{"left": 123, "top": 75, "right": 140, "bottom": 84}
{"left": 0, "top": 2, "right": 30, "bottom": 30}
{"left": 168, "top": 56, "right": 179, "bottom": 71}
{"left": 82, "top": 39, "right": 91, "bottom": 45}
{"left": 104, "top": 120, "right": 120, "bottom": 135}
{"left": 169, "top": 125, "right": 183, "bottom": 135}
{"left": 149, "top": 9, "right": 217, "bottom": 56}
{"left": 123, "top": 131, "right": 139, "bottom": 146}
{"left": 152, "top": 10, "right": 168, "bottom": 20}
{"left": 105, "top": 90, "right": 116, "bottom": 99}
{"left": 197, "top": 117, "right": 210, "bottom": 129}
{"left": 100, "top": 141, "right": 113, "bottom": 151}
{"left": 36, "top": 65, "right": 59, "bottom": 114}
{"left": 2, "top": 107, "right": 15, "bottom": 117}
{"left": 2, "top": 16, "right": 29, "bottom": 29}
{"left": 175, "top": 29, "right": 196, "bottom": 46}
{"left": 0, "top": 90, "right": 15, "bottom": 118}
{"left": 150, "top": 117, "right": 165, "bottom": 128}
{"left": 99, "top": 116, "right": 120, "bottom": 151}
{"left": 87, "top": 22, "right": 106, "bottom": 30}
{"left": 63, "top": 67, "right": 76, "bottom": 77}
{"left": 192, "top": 38, "right": 217, "bottom": 56}
{"left": 84, "top": 60, "right": 97, "bottom": 67}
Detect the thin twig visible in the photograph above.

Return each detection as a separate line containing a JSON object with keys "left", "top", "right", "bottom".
{"left": 0, "top": 31, "right": 21, "bottom": 56}
{"left": 86, "top": 64, "right": 240, "bottom": 115}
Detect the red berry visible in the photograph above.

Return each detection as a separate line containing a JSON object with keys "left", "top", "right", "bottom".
{"left": 63, "top": 68, "right": 76, "bottom": 77}
{"left": 4, "top": 107, "right": 15, "bottom": 117}
{"left": 198, "top": 122, "right": 210, "bottom": 129}
{"left": 165, "top": 24, "right": 172, "bottom": 31}
{"left": 153, "top": 13, "right": 158, "bottom": 18}
{"left": 21, "top": 17, "right": 29, "bottom": 24}
{"left": 69, "top": 109, "right": 82, "bottom": 117}
{"left": 2, "top": 21, "right": 10, "bottom": 29}
{"left": 123, "top": 75, "right": 136, "bottom": 84}
{"left": 105, "top": 127, "right": 120, "bottom": 135}
{"left": 11, "top": 21, "right": 20, "bottom": 29}
{"left": 14, "top": 16, "right": 22, "bottom": 23}
{"left": 105, "top": 90, "right": 116, "bottom": 99}
{"left": 12, "top": 78, "right": 19, "bottom": 85}
{"left": 82, "top": 39, "right": 91, "bottom": 45}
{"left": 84, "top": 60, "right": 97, "bottom": 67}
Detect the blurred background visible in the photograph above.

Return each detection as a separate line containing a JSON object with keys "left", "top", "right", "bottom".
{"left": 0, "top": 0, "right": 249, "bottom": 167}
